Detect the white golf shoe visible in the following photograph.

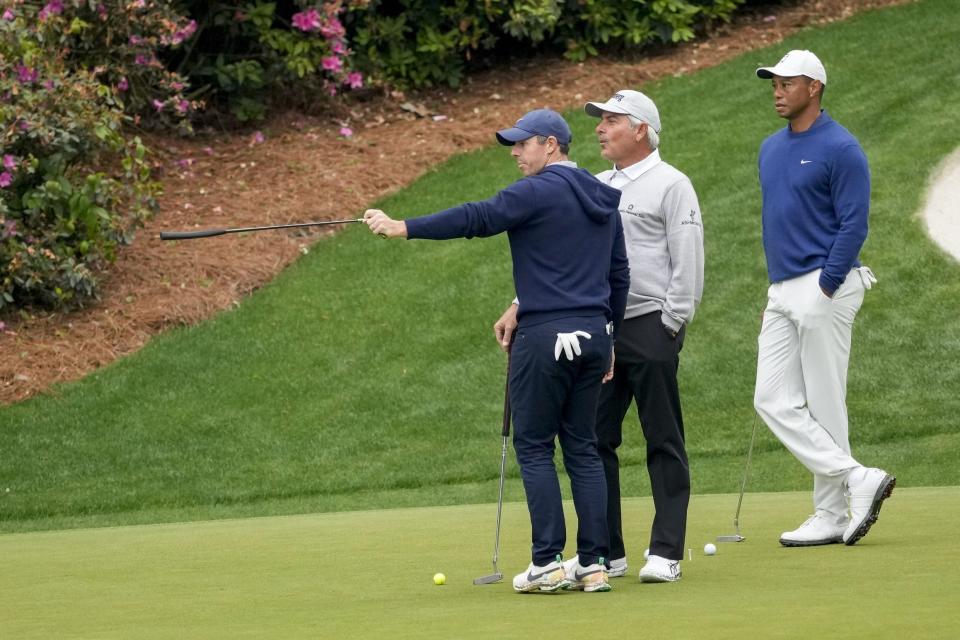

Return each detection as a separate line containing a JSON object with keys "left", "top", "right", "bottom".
{"left": 639, "top": 555, "right": 681, "bottom": 583}
{"left": 843, "top": 467, "right": 896, "bottom": 545}
{"left": 563, "top": 555, "right": 627, "bottom": 579}
{"left": 779, "top": 513, "right": 847, "bottom": 547}
{"left": 512, "top": 558, "right": 569, "bottom": 593}
{"left": 562, "top": 558, "right": 611, "bottom": 593}
{"left": 608, "top": 556, "right": 628, "bottom": 578}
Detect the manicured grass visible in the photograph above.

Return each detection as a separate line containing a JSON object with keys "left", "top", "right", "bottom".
{"left": 2, "top": 488, "right": 957, "bottom": 639}
{"left": 1, "top": 0, "right": 959, "bottom": 531}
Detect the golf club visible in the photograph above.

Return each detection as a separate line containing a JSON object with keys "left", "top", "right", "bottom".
{"left": 474, "top": 350, "right": 512, "bottom": 586}
{"left": 159, "top": 218, "right": 364, "bottom": 240}
{"left": 717, "top": 412, "right": 760, "bottom": 543}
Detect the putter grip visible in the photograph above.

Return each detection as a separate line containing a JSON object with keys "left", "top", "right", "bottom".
{"left": 501, "top": 351, "right": 511, "bottom": 437}
{"left": 160, "top": 229, "right": 227, "bottom": 240}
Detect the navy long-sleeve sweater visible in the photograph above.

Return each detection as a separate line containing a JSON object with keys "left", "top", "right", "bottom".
{"left": 405, "top": 163, "right": 630, "bottom": 334}
{"left": 758, "top": 111, "right": 870, "bottom": 295}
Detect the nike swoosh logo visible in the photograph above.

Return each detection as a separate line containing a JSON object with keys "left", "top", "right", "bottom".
{"left": 574, "top": 569, "right": 603, "bottom": 580}
{"left": 526, "top": 568, "right": 556, "bottom": 581}
{"left": 800, "top": 160, "right": 813, "bottom": 165}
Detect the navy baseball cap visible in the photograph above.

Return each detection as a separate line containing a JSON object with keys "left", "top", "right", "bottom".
{"left": 496, "top": 109, "right": 572, "bottom": 146}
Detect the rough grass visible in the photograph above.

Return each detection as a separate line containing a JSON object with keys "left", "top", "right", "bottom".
{"left": 1, "top": 0, "right": 958, "bottom": 532}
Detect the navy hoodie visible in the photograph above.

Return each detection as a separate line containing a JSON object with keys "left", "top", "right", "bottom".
{"left": 405, "top": 163, "right": 630, "bottom": 335}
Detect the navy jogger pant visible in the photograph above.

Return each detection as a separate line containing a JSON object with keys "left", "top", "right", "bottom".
{"left": 509, "top": 314, "right": 611, "bottom": 567}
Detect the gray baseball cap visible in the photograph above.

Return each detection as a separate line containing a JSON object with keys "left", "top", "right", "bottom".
{"left": 584, "top": 90, "right": 661, "bottom": 133}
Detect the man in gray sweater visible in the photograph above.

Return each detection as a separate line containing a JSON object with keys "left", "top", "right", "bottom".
{"left": 495, "top": 90, "right": 704, "bottom": 583}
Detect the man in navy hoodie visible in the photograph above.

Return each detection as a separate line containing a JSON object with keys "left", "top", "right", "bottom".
{"left": 364, "top": 109, "right": 630, "bottom": 593}
{"left": 753, "top": 50, "right": 894, "bottom": 548}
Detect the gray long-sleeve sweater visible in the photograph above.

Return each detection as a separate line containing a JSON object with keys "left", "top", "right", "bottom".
{"left": 597, "top": 150, "right": 704, "bottom": 333}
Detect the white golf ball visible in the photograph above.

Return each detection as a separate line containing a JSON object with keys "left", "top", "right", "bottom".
{"left": 644, "top": 548, "right": 650, "bottom": 559}
{"left": 704, "top": 543, "right": 717, "bottom": 556}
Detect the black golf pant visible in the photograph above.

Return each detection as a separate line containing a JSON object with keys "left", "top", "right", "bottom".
{"left": 596, "top": 311, "right": 689, "bottom": 562}
{"left": 510, "top": 314, "right": 610, "bottom": 567}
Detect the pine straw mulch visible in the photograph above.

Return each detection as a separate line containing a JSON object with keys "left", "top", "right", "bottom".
{"left": 0, "top": 0, "right": 909, "bottom": 405}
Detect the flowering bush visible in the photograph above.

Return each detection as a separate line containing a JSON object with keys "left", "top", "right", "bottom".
{"left": 173, "top": 1, "right": 366, "bottom": 122}
{"left": 1, "top": 2, "right": 158, "bottom": 310}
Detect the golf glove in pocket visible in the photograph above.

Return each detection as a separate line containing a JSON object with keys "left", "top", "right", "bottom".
{"left": 554, "top": 331, "right": 591, "bottom": 361}
{"left": 857, "top": 266, "right": 877, "bottom": 290}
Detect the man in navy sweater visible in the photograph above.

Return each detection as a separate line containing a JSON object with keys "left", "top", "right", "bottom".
{"left": 364, "top": 109, "right": 630, "bottom": 592}
{"left": 753, "top": 50, "right": 894, "bottom": 548}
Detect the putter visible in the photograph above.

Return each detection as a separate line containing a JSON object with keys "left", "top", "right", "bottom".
{"left": 474, "top": 351, "right": 512, "bottom": 585}
{"left": 717, "top": 412, "right": 760, "bottom": 543}
{"left": 159, "top": 218, "right": 363, "bottom": 240}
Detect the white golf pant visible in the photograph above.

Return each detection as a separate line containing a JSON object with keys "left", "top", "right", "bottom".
{"left": 754, "top": 268, "right": 868, "bottom": 523}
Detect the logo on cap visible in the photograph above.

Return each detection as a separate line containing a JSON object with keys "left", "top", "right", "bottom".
{"left": 612, "top": 94, "right": 625, "bottom": 102}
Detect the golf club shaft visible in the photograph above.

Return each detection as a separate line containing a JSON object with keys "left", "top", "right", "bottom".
{"left": 160, "top": 218, "right": 363, "bottom": 240}
{"left": 733, "top": 412, "right": 760, "bottom": 531}
{"left": 491, "top": 350, "right": 512, "bottom": 571}
{"left": 492, "top": 436, "right": 507, "bottom": 569}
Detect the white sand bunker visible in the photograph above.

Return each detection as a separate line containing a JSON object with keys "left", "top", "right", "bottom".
{"left": 922, "top": 148, "right": 960, "bottom": 262}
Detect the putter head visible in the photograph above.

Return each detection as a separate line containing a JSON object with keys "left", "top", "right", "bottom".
{"left": 716, "top": 534, "right": 745, "bottom": 542}
{"left": 473, "top": 573, "right": 503, "bottom": 585}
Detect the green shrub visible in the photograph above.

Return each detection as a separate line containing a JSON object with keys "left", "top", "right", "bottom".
{"left": 1, "top": 3, "right": 158, "bottom": 311}
{"left": 347, "top": 0, "right": 746, "bottom": 88}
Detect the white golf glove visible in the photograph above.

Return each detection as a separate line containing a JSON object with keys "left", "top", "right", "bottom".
{"left": 554, "top": 331, "right": 591, "bottom": 361}
{"left": 857, "top": 266, "right": 877, "bottom": 290}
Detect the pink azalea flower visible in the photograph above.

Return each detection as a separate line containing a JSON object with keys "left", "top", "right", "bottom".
{"left": 2, "top": 9, "right": 15, "bottom": 20}
{"left": 332, "top": 41, "right": 346, "bottom": 55}
{"left": 18, "top": 120, "right": 30, "bottom": 131}
{"left": 16, "top": 65, "right": 38, "bottom": 84}
{"left": 172, "top": 20, "right": 198, "bottom": 45}
{"left": 0, "top": 172, "right": 12, "bottom": 188}
{"left": 175, "top": 158, "right": 194, "bottom": 169}
{"left": 176, "top": 100, "right": 190, "bottom": 114}
{"left": 252, "top": 131, "right": 265, "bottom": 145}
{"left": 39, "top": 1, "right": 64, "bottom": 20}
{"left": 117, "top": 77, "right": 129, "bottom": 91}
{"left": 170, "top": 81, "right": 184, "bottom": 90}
{"left": 339, "top": 127, "right": 353, "bottom": 138}
{"left": 320, "top": 18, "right": 345, "bottom": 39}
{"left": 3, "top": 155, "right": 15, "bottom": 170}
{"left": 322, "top": 56, "right": 342, "bottom": 72}
{"left": 203, "top": 147, "right": 215, "bottom": 156}
{"left": 292, "top": 9, "right": 321, "bottom": 32}
{"left": 135, "top": 54, "right": 151, "bottom": 66}
{"left": 129, "top": 35, "right": 143, "bottom": 45}
{"left": 43, "top": 79, "right": 55, "bottom": 90}
{"left": 153, "top": 99, "right": 165, "bottom": 112}
{"left": 327, "top": 85, "right": 338, "bottom": 97}
{"left": 346, "top": 72, "right": 363, "bottom": 89}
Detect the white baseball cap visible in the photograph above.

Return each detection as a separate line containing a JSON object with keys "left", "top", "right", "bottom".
{"left": 584, "top": 90, "right": 661, "bottom": 133}
{"left": 756, "top": 50, "right": 827, "bottom": 85}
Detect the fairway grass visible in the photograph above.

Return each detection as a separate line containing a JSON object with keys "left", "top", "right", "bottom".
{"left": 2, "top": 487, "right": 958, "bottom": 639}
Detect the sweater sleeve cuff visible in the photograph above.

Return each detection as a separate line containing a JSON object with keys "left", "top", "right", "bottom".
{"left": 818, "top": 272, "right": 842, "bottom": 297}
{"left": 661, "top": 312, "right": 683, "bottom": 334}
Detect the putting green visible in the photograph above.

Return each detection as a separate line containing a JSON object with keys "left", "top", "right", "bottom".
{"left": 1, "top": 487, "right": 957, "bottom": 638}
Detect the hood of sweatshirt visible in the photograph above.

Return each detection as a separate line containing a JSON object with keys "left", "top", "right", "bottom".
{"left": 541, "top": 164, "right": 621, "bottom": 224}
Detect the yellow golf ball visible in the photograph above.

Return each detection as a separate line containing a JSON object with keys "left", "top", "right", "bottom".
{"left": 433, "top": 572, "right": 446, "bottom": 585}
